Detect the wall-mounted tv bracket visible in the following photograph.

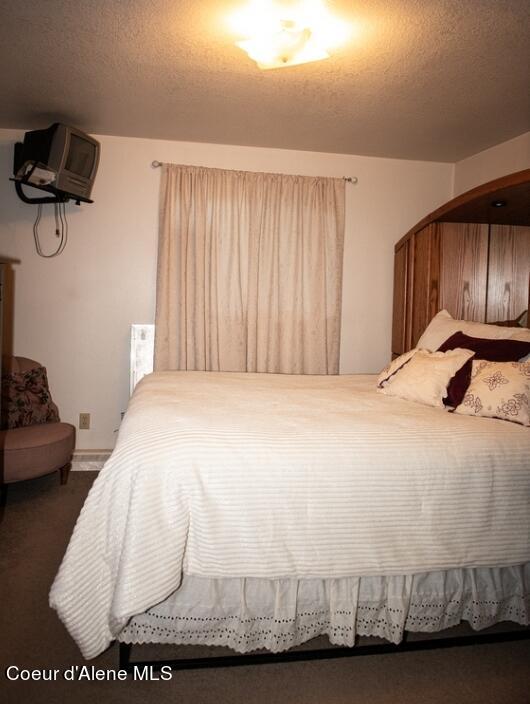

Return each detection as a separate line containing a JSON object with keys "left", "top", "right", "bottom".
{"left": 12, "top": 147, "right": 69, "bottom": 257}
{"left": 11, "top": 143, "right": 90, "bottom": 206}
{"left": 12, "top": 178, "right": 70, "bottom": 205}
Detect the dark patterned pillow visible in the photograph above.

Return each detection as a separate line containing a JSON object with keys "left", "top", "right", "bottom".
{"left": 1, "top": 366, "right": 60, "bottom": 429}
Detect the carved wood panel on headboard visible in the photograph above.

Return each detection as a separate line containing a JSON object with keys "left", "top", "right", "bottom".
{"left": 392, "top": 170, "right": 530, "bottom": 357}
{"left": 487, "top": 225, "right": 530, "bottom": 323}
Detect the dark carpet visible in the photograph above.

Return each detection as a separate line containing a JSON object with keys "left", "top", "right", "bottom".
{"left": 1, "top": 472, "right": 529, "bottom": 704}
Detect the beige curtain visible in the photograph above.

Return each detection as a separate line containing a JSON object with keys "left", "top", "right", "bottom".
{"left": 154, "top": 164, "right": 345, "bottom": 374}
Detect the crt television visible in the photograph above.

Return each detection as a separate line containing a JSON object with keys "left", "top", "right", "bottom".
{"left": 14, "top": 123, "right": 100, "bottom": 202}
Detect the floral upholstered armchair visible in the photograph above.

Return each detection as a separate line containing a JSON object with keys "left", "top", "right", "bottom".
{"left": 0, "top": 357, "right": 75, "bottom": 516}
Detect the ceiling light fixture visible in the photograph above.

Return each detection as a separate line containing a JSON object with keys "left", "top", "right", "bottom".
{"left": 230, "top": 0, "right": 350, "bottom": 70}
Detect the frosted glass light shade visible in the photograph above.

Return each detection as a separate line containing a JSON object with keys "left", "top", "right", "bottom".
{"left": 231, "top": 1, "right": 348, "bottom": 70}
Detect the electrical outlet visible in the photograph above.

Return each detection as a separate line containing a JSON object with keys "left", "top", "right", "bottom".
{"left": 79, "top": 413, "right": 91, "bottom": 430}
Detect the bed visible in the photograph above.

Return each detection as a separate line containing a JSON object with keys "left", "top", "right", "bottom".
{"left": 49, "top": 168, "right": 530, "bottom": 665}
{"left": 49, "top": 368, "right": 530, "bottom": 661}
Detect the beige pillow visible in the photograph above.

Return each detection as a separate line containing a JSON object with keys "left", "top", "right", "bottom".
{"left": 377, "top": 348, "right": 418, "bottom": 388}
{"left": 378, "top": 348, "right": 475, "bottom": 408}
{"left": 417, "top": 310, "right": 530, "bottom": 352}
{"left": 454, "top": 360, "right": 530, "bottom": 427}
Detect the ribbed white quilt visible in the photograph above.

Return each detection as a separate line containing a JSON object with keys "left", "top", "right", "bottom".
{"left": 50, "top": 372, "right": 530, "bottom": 658}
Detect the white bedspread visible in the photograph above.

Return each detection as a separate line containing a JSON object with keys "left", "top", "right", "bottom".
{"left": 50, "top": 372, "right": 530, "bottom": 658}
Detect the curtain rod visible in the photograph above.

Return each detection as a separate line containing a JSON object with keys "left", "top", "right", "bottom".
{"left": 151, "top": 161, "right": 358, "bottom": 184}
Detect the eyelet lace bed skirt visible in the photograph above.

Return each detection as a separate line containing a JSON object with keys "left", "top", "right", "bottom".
{"left": 118, "top": 563, "right": 530, "bottom": 653}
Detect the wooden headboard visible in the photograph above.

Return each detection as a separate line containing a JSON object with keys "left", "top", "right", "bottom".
{"left": 392, "top": 169, "right": 530, "bottom": 358}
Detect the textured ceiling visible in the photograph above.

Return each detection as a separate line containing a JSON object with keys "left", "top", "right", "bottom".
{"left": 0, "top": 0, "right": 529, "bottom": 162}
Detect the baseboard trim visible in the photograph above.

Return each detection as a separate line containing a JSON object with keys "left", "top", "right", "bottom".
{"left": 72, "top": 449, "right": 111, "bottom": 471}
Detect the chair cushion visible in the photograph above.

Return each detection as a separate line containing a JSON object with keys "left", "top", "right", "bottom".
{"left": 1, "top": 422, "right": 75, "bottom": 483}
{"left": 1, "top": 363, "right": 60, "bottom": 429}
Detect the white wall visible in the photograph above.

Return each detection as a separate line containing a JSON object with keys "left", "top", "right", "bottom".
{"left": 0, "top": 129, "right": 452, "bottom": 448}
{"left": 453, "top": 131, "right": 530, "bottom": 196}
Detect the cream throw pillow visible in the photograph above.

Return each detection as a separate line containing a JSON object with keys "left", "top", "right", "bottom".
{"left": 378, "top": 348, "right": 475, "bottom": 408}
{"left": 417, "top": 310, "right": 530, "bottom": 352}
{"left": 454, "top": 360, "right": 530, "bottom": 427}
